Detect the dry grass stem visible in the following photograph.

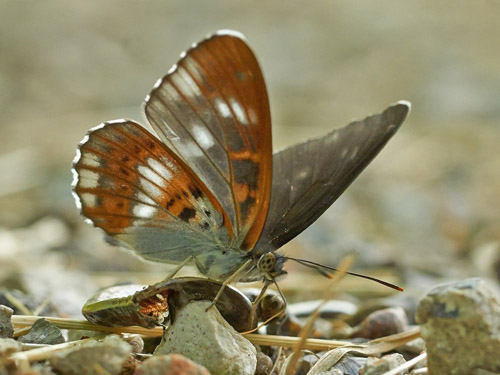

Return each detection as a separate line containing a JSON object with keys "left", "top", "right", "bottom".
{"left": 4, "top": 291, "right": 33, "bottom": 316}
{"left": 410, "top": 368, "right": 428, "bottom": 374}
{"left": 306, "top": 327, "right": 421, "bottom": 374}
{"left": 12, "top": 315, "right": 164, "bottom": 337}
{"left": 12, "top": 315, "right": 420, "bottom": 352}
{"left": 32, "top": 295, "right": 52, "bottom": 316}
{"left": 10, "top": 338, "right": 93, "bottom": 363}
{"left": 285, "top": 255, "right": 354, "bottom": 375}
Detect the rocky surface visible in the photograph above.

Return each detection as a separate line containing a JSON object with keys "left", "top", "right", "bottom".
{"left": 50, "top": 335, "right": 132, "bottom": 375}
{"left": 155, "top": 301, "right": 256, "bottom": 375}
{"left": 416, "top": 278, "right": 500, "bottom": 375}
{"left": 351, "top": 306, "right": 409, "bottom": 339}
{"left": 134, "top": 354, "right": 211, "bottom": 375}
{"left": 0, "top": 338, "right": 22, "bottom": 374}
{"left": 359, "top": 353, "right": 407, "bottom": 375}
{"left": 18, "top": 318, "right": 65, "bottom": 345}
{"left": 0, "top": 305, "right": 14, "bottom": 338}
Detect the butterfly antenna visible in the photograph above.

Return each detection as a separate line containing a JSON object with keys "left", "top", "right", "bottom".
{"left": 285, "top": 257, "right": 403, "bottom": 292}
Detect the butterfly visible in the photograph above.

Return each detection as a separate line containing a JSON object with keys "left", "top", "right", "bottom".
{"left": 72, "top": 30, "right": 410, "bottom": 295}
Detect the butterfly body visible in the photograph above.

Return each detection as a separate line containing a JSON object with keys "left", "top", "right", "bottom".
{"left": 72, "top": 30, "right": 410, "bottom": 286}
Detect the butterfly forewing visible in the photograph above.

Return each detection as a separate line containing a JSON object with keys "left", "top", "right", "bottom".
{"left": 256, "top": 102, "right": 410, "bottom": 252}
{"left": 144, "top": 31, "right": 272, "bottom": 250}
{"left": 72, "top": 120, "right": 233, "bottom": 263}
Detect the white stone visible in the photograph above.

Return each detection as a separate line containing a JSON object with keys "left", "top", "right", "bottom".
{"left": 155, "top": 300, "right": 256, "bottom": 375}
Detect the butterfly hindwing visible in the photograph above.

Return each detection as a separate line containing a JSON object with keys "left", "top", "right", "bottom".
{"left": 72, "top": 120, "right": 234, "bottom": 264}
{"left": 144, "top": 31, "right": 272, "bottom": 251}
{"left": 256, "top": 102, "right": 410, "bottom": 252}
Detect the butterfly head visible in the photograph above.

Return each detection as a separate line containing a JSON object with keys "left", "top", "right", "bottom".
{"left": 256, "top": 253, "right": 287, "bottom": 281}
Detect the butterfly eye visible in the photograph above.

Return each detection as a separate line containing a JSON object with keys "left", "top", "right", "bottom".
{"left": 257, "top": 253, "right": 276, "bottom": 275}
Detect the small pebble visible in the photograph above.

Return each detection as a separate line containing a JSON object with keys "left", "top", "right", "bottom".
{"left": 128, "top": 335, "right": 144, "bottom": 353}
{"left": 31, "top": 363, "right": 59, "bottom": 375}
{"left": 0, "top": 338, "right": 21, "bottom": 357}
{"left": 347, "top": 296, "right": 417, "bottom": 326}
{"left": 350, "top": 307, "right": 409, "bottom": 339}
{"left": 155, "top": 300, "right": 256, "bottom": 375}
{"left": 50, "top": 335, "right": 132, "bottom": 375}
{"left": 359, "top": 353, "right": 407, "bottom": 375}
{"left": 399, "top": 337, "right": 426, "bottom": 355}
{"left": 307, "top": 353, "right": 366, "bottom": 375}
{"left": 0, "top": 338, "right": 22, "bottom": 374}
{"left": 416, "top": 278, "right": 500, "bottom": 375}
{"left": 121, "top": 355, "right": 140, "bottom": 375}
{"left": 0, "top": 305, "right": 14, "bottom": 338}
{"left": 134, "top": 353, "right": 210, "bottom": 375}
{"left": 259, "top": 293, "right": 285, "bottom": 321}
{"left": 18, "top": 318, "right": 65, "bottom": 345}
{"left": 119, "top": 336, "right": 144, "bottom": 375}
{"left": 295, "top": 352, "right": 319, "bottom": 374}
{"left": 255, "top": 351, "right": 273, "bottom": 375}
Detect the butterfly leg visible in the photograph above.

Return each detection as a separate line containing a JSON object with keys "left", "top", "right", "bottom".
{"left": 247, "top": 281, "right": 270, "bottom": 327}
{"left": 161, "top": 256, "right": 194, "bottom": 282}
{"left": 205, "top": 259, "right": 253, "bottom": 311}
{"left": 272, "top": 278, "right": 288, "bottom": 317}
{"left": 240, "top": 279, "right": 288, "bottom": 334}
{"left": 250, "top": 281, "right": 270, "bottom": 316}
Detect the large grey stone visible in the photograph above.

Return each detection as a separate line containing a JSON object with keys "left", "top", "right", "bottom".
{"left": 155, "top": 300, "right": 256, "bottom": 375}
{"left": 416, "top": 278, "right": 500, "bottom": 375}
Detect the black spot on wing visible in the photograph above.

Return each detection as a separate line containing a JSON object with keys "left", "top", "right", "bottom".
{"left": 179, "top": 207, "right": 196, "bottom": 222}
{"left": 190, "top": 186, "right": 203, "bottom": 199}
{"left": 166, "top": 198, "right": 175, "bottom": 209}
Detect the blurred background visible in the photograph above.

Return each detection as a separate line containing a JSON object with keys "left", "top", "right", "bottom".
{"left": 0, "top": 1, "right": 499, "bottom": 317}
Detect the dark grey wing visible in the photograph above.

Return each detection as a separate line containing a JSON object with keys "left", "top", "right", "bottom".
{"left": 255, "top": 101, "right": 410, "bottom": 252}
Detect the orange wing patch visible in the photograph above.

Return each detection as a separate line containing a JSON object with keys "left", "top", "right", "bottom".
{"left": 73, "top": 120, "right": 232, "bottom": 239}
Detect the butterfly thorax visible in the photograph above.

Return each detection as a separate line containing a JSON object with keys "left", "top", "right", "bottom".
{"left": 193, "top": 247, "right": 287, "bottom": 283}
